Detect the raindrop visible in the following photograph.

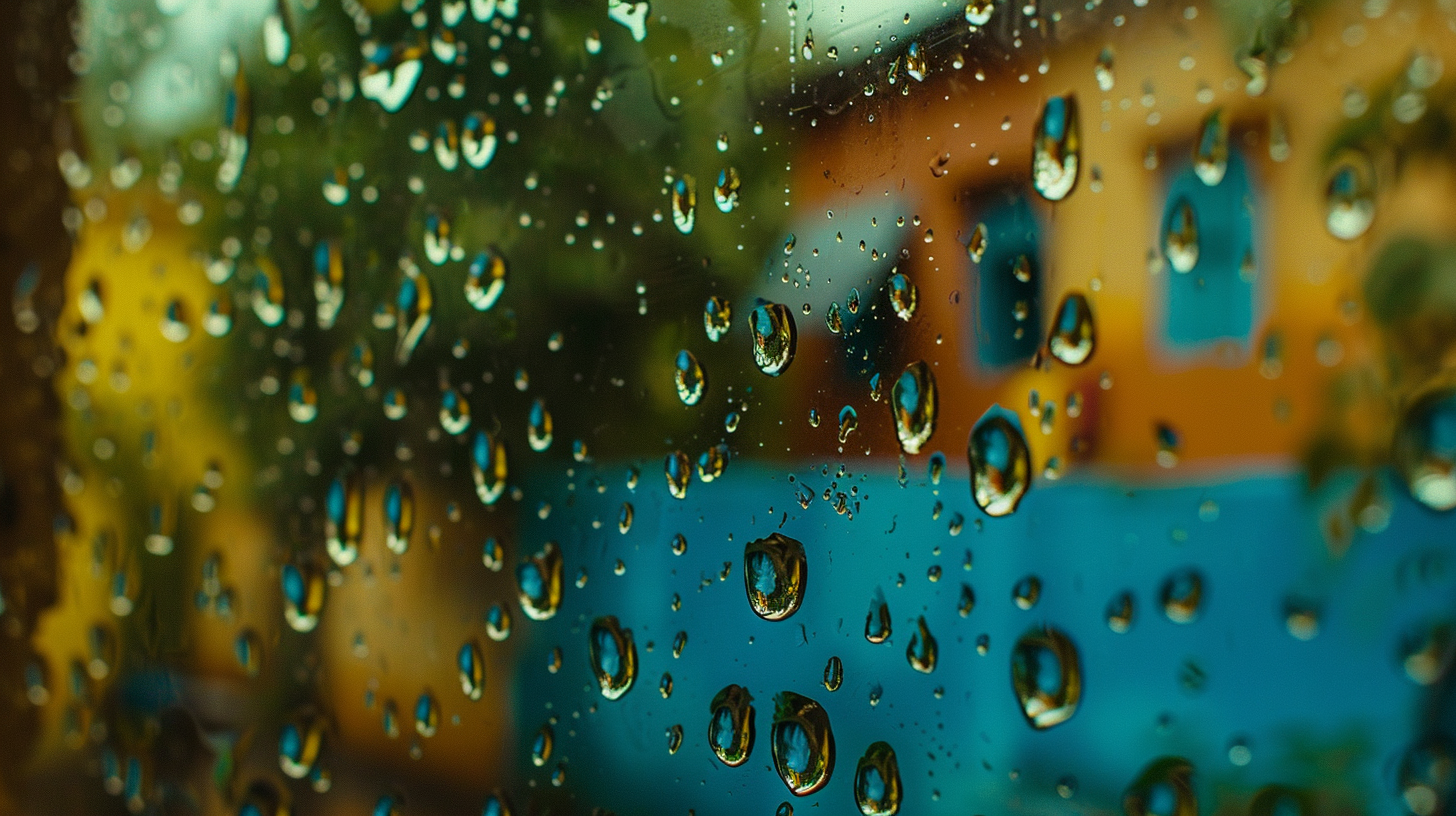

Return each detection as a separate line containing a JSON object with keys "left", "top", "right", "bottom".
{"left": 888, "top": 272, "right": 918, "bottom": 321}
{"left": 714, "top": 168, "right": 741, "bottom": 213}
{"left": 589, "top": 616, "right": 638, "bottom": 699}
{"left": 458, "top": 640, "right": 485, "bottom": 700}
{"left": 704, "top": 296, "right": 732, "bottom": 341}
{"left": 891, "top": 361, "right": 938, "bottom": 454}
{"left": 1046, "top": 292, "right": 1095, "bottom": 366}
{"left": 968, "top": 408, "right": 1031, "bottom": 517}
{"left": 823, "top": 656, "right": 843, "bottom": 691}
{"left": 674, "top": 350, "right": 707, "bottom": 406}
{"left": 325, "top": 472, "right": 363, "bottom": 567}
{"left": 865, "top": 592, "right": 892, "bottom": 643}
{"left": 708, "top": 684, "right": 755, "bottom": 766}
{"left": 383, "top": 479, "right": 415, "bottom": 555}
{"left": 1193, "top": 108, "right": 1229, "bottom": 186}
{"left": 906, "top": 616, "right": 937, "bottom": 673}
{"left": 471, "top": 430, "right": 508, "bottom": 505}
{"left": 516, "top": 541, "right": 563, "bottom": 620}
{"left": 461, "top": 112, "right": 498, "bottom": 169}
{"left": 750, "top": 301, "right": 798, "bottom": 376}
{"left": 1325, "top": 151, "right": 1376, "bottom": 241}
{"left": 854, "top": 742, "right": 903, "bottom": 816}
{"left": 1160, "top": 568, "right": 1204, "bottom": 624}
{"left": 527, "top": 399, "right": 553, "bottom": 452}
{"left": 665, "top": 450, "right": 691, "bottom": 499}
{"left": 671, "top": 175, "right": 696, "bottom": 234}
{"left": 1123, "top": 758, "right": 1198, "bottom": 816}
{"left": 465, "top": 248, "right": 507, "bottom": 311}
{"left": 1031, "top": 94, "right": 1081, "bottom": 201}
{"left": 1010, "top": 625, "right": 1082, "bottom": 729}
{"left": 770, "top": 691, "right": 835, "bottom": 796}
{"left": 1164, "top": 198, "right": 1199, "bottom": 273}
{"left": 744, "top": 533, "right": 808, "bottom": 621}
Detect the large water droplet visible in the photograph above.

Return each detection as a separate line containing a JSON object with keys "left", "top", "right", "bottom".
{"left": 1010, "top": 625, "right": 1082, "bottom": 729}
{"left": 1031, "top": 94, "right": 1081, "bottom": 201}
{"left": 1164, "top": 198, "right": 1200, "bottom": 273}
{"left": 1325, "top": 151, "right": 1377, "bottom": 241}
{"left": 384, "top": 479, "right": 415, "bottom": 555}
{"left": 704, "top": 295, "right": 732, "bottom": 341}
{"left": 313, "top": 240, "right": 345, "bottom": 329}
{"left": 461, "top": 111, "right": 498, "bottom": 169}
{"left": 471, "top": 430, "right": 508, "bottom": 505}
{"left": 671, "top": 175, "right": 696, "bottom": 234}
{"left": 527, "top": 399, "right": 553, "bottom": 452}
{"left": 744, "top": 533, "right": 807, "bottom": 621}
{"left": 854, "top": 742, "right": 903, "bottom": 816}
{"left": 1047, "top": 292, "right": 1095, "bottom": 366}
{"left": 890, "top": 361, "right": 938, "bottom": 454}
{"left": 708, "top": 684, "right": 755, "bottom": 766}
{"left": 325, "top": 472, "right": 364, "bottom": 567}
{"left": 865, "top": 592, "right": 892, "bottom": 643}
{"left": 1123, "top": 757, "right": 1198, "bottom": 816}
{"left": 439, "top": 388, "right": 471, "bottom": 435}
{"left": 360, "top": 40, "right": 426, "bottom": 113}
{"left": 750, "top": 301, "right": 797, "bottom": 376}
{"left": 251, "top": 257, "right": 286, "bottom": 327}
{"left": 465, "top": 247, "right": 507, "bottom": 311}
{"left": 714, "top": 167, "right": 741, "bottom": 212}
{"left": 1160, "top": 568, "right": 1204, "bottom": 623}
{"left": 458, "top": 640, "right": 485, "bottom": 700}
{"left": 1391, "top": 387, "right": 1456, "bottom": 510}
{"left": 665, "top": 450, "right": 691, "bottom": 499}
{"left": 278, "top": 716, "right": 323, "bottom": 779}
{"left": 888, "top": 272, "right": 918, "bottom": 321}
{"left": 770, "top": 692, "right": 835, "bottom": 796}
{"left": 969, "top": 408, "right": 1031, "bottom": 517}
{"left": 1193, "top": 108, "right": 1229, "bottom": 186}
{"left": 675, "top": 350, "right": 707, "bottom": 406}
{"left": 906, "top": 616, "right": 937, "bottom": 673}
{"left": 589, "top": 616, "right": 638, "bottom": 699}
{"left": 395, "top": 262, "right": 433, "bottom": 365}
{"left": 281, "top": 562, "right": 325, "bottom": 633}
{"left": 516, "top": 541, "right": 562, "bottom": 620}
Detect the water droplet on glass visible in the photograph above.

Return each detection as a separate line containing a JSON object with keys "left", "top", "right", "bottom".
{"left": 891, "top": 361, "right": 938, "bottom": 454}
{"left": 1160, "top": 568, "right": 1204, "bottom": 624}
{"left": 1012, "top": 575, "right": 1041, "bottom": 610}
{"left": 675, "top": 350, "right": 707, "bottom": 406}
{"left": 589, "top": 616, "right": 638, "bottom": 699}
{"left": 888, "top": 272, "right": 918, "bottom": 321}
{"left": 325, "top": 472, "right": 364, "bottom": 567}
{"left": 1325, "top": 151, "right": 1376, "bottom": 241}
{"left": 838, "top": 405, "right": 859, "bottom": 444}
{"left": 527, "top": 399, "right": 553, "bottom": 452}
{"left": 969, "top": 408, "right": 1031, "bottom": 517}
{"left": 471, "top": 430, "right": 508, "bottom": 505}
{"left": 865, "top": 592, "right": 892, "bottom": 643}
{"left": 383, "top": 479, "right": 415, "bottom": 555}
{"left": 714, "top": 167, "right": 741, "bottom": 212}
{"left": 744, "top": 533, "right": 808, "bottom": 621}
{"left": 465, "top": 247, "right": 508, "bottom": 311}
{"left": 1095, "top": 47, "right": 1115, "bottom": 91}
{"left": 770, "top": 691, "right": 835, "bottom": 796}
{"left": 965, "top": 0, "right": 994, "bottom": 27}
{"left": 1193, "top": 108, "right": 1229, "bottom": 186}
{"left": 359, "top": 40, "right": 425, "bottom": 113}
{"left": 1031, "top": 94, "right": 1081, "bottom": 201}
{"left": 708, "top": 683, "right": 756, "bottom": 765}
{"left": 281, "top": 562, "right": 325, "bottom": 633}
{"left": 665, "top": 450, "right": 691, "bottom": 499}
{"left": 671, "top": 175, "right": 696, "bottom": 234}
{"left": 516, "top": 541, "right": 563, "bottom": 620}
{"left": 823, "top": 656, "right": 843, "bottom": 691}
{"left": 1106, "top": 591, "right": 1135, "bottom": 633}
{"left": 750, "top": 301, "right": 797, "bottom": 376}
{"left": 1046, "top": 292, "right": 1096, "bottom": 366}
{"left": 906, "top": 616, "right": 938, "bottom": 673}
{"left": 458, "top": 640, "right": 485, "bottom": 700}
{"left": 854, "top": 741, "right": 903, "bottom": 816}
{"left": 1010, "top": 625, "right": 1082, "bottom": 729}
{"left": 1123, "top": 757, "right": 1198, "bottom": 816}
{"left": 1164, "top": 198, "right": 1200, "bottom": 273}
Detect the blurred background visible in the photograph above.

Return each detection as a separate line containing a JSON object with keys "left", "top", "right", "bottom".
{"left": 4, "top": 0, "right": 1456, "bottom": 814}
